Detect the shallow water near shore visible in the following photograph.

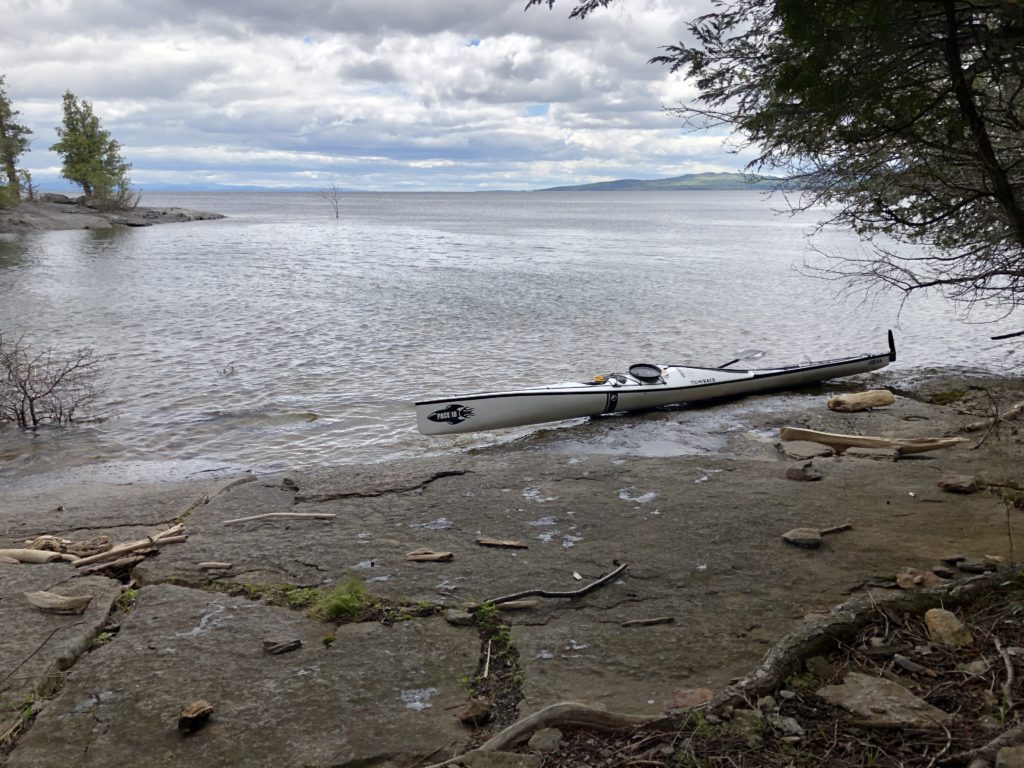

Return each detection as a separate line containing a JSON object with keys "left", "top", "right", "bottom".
{"left": 0, "top": 190, "right": 1018, "bottom": 488}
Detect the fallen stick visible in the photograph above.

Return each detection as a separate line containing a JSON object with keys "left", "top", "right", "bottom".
{"left": 223, "top": 512, "right": 336, "bottom": 525}
{"left": 779, "top": 427, "right": 968, "bottom": 455}
{"left": 475, "top": 537, "right": 529, "bottom": 549}
{"left": 481, "top": 562, "right": 628, "bottom": 607}
{"left": 72, "top": 526, "right": 186, "bottom": 569}
{"left": 961, "top": 401, "right": 1024, "bottom": 433}
{"left": 820, "top": 524, "right": 853, "bottom": 536}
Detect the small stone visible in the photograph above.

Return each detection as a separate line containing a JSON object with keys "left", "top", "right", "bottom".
{"left": 767, "top": 713, "right": 804, "bottom": 736}
{"left": 786, "top": 462, "right": 823, "bottom": 481}
{"left": 941, "top": 554, "right": 966, "bottom": 565}
{"left": 777, "top": 441, "right": 834, "bottom": 460}
{"left": 444, "top": 609, "right": 475, "bottom": 626}
{"left": 957, "top": 557, "right": 994, "bottom": 574}
{"left": 672, "top": 687, "right": 714, "bottom": 709}
{"left": 262, "top": 639, "right": 302, "bottom": 655}
{"left": 844, "top": 447, "right": 899, "bottom": 461}
{"left": 527, "top": 727, "right": 562, "bottom": 753}
{"left": 932, "top": 566, "right": 956, "bottom": 579}
{"left": 997, "top": 746, "right": 1024, "bottom": 768}
{"left": 782, "top": 528, "right": 822, "bottom": 549}
{"left": 937, "top": 475, "right": 978, "bottom": 494}
{"left": 458, "top": 699, "right": 492, "bottom": 726}
{"left": 817, "top": 672, "right": 950, "bottom": 728}
{"left": 756, "top": 695, "right": 777, "bottom": 712}
{"left": 960, "top": 658, "right": 990, "bottom": 675}
{"left": 778, "top": 689, "right": 796, "bottom": 700}
{"left": 925, "top": 608, "right": 973, "bottom": 648}
{"left": 896, "top": 568, "right": 947, "bottom": 590}
{"left": 731, "top": 708, "right": 763, "bottom": 730}
{"left": 177, "top": 700, "right": 214, "bottom": 732}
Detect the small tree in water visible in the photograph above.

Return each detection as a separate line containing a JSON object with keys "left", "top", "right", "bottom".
{"left": 0, "top": 333, "right": 106, "bottom": 429}
{"left": 50, "top": 91, "right": 137, "bottom": 211}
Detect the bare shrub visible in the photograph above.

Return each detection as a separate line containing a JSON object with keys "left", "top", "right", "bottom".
{"left": 0, "top": 332, "right": 105, "bottom": 428}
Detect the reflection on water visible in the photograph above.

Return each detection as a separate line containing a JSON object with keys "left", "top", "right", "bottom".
{"left": 0, "top": 191, "right": 1017, "bottom": 488}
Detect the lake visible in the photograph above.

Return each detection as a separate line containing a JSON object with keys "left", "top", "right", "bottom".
{"left": 0, "top": 191, "right": 1014, "bottom": 488}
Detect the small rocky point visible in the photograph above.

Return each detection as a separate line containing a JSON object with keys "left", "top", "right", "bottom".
{"left": 0, "top": 193, "right": 224, "bottom": 234}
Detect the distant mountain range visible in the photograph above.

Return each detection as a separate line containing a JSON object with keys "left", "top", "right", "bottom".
{"left": 536, "top": 172, "right": 781, "bottom": 192}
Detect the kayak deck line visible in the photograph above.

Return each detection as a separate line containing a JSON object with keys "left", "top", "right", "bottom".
{"left": 415, "top": 331, "right": 897, "bottom": 435}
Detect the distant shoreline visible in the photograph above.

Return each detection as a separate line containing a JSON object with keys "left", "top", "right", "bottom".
{"left": 0, "top": 197, "right": 225, "bottom": 235}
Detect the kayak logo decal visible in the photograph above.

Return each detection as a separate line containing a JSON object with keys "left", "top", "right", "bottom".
{"left": 427, "top": 404, "right": 475, "bottom": 425}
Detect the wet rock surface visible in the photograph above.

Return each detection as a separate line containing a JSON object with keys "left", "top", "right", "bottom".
{"left": 0, "top": 200, "right": 224, "bottom": 233}
{"left": 1, "top": 379, "right": 1023, "bottom": 764}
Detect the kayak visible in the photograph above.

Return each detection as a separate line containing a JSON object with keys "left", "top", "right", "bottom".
{"left": 415, "top": 331, "right": 896, "bottom": 436}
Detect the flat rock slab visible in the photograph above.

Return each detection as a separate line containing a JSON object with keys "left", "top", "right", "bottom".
{"left": 0, "top": 566, "right": 121, "bottom": 736}
{"left": 817, "top": 671, "right": 951, "bottom": 728}
{"left": 0, "top": 478, "right": 234, "bottom": 543}
{"left": 6, "top": 584, "right": 478, "bottom": 768}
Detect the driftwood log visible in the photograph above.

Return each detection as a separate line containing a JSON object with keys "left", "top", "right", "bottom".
{"left": 779, "top": 427, "right": 968, "bottom": 455}
{"left": 826, "top": 389, "right": 895, "bottom": 412}
{"left": 0, "top": 549, "right": 63, "bottom": 564}
{"left": 24, "top": 591, "right": 93, "bottom": 615}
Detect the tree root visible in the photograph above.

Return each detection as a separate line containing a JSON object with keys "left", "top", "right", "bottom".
{"left": 708, "top": 571, "right": 1014, "bottom": 712}
{"left": 423, "top": 702, "right": 657, "bottom": 767}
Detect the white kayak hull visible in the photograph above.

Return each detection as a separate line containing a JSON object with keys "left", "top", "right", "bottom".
{"left": 415, "top": 333, "right": 896, "bottom": 436}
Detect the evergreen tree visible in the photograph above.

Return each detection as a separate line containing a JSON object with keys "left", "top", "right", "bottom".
{"left": 0, "top": 75, "right": 33, "bottom": 207}
{"left": 50, "top": 91, "right": 134, "bottom": 209}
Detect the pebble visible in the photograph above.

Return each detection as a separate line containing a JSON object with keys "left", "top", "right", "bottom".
{"left": 937, "top": 475, "right": 978, "bottom": 494}
{"left": 786, "top": 462, "right": 823, "bottom": 482}
{"left": 782, "top": 528, "right": 822, "bottom": 549}
{"left": 925, "top": 608, "right": 973, "bottom": 648}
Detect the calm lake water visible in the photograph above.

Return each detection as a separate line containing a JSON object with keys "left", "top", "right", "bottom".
{"left": 0, "top": 191, "right": 1016, "bottom": 488}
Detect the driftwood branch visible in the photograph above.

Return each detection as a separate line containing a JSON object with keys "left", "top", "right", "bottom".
{"left": 72, "top": 525, "right": 185, "bottom": 569}
{"left": 0, "top": 549, "right": 62, "bottom": 564}
{"left": 961, "top": 401, "right": 1024, "bottom": 433}
{"left": 779, "top": 427, "right": 968, "bottom": 455}
{"left": 481, "top": 562, "right": 628, "bottom": 607}
{"left": 223, "top": 512, "right": 336, "bottom": 525}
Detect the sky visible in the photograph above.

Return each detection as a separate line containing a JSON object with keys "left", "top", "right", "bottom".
{"left": 1, "top": 0, "right": 749, "bottom": 192}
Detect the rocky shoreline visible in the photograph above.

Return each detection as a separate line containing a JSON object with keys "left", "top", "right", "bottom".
{"left": 1, "top": 375, "right": 1022, "bottom": 766}
{"left": 0, "top": 194, "right": 224, "bottom": 234}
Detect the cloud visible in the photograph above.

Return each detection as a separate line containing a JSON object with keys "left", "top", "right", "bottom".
{"left": 3, "top": 0, "right": 740, "bottom": 190}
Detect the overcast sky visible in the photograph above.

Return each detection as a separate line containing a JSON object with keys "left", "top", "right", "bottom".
{"left": 2, "top": 0, "right": 748, "bottom": 192}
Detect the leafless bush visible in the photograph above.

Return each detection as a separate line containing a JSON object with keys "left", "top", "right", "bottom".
{"left": 0, "top": 332, "right": 105, "bottom": 428}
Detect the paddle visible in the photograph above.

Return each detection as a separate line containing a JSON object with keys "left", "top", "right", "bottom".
{"left": 718, "top": 349, "right": 765, "bottom": 368}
